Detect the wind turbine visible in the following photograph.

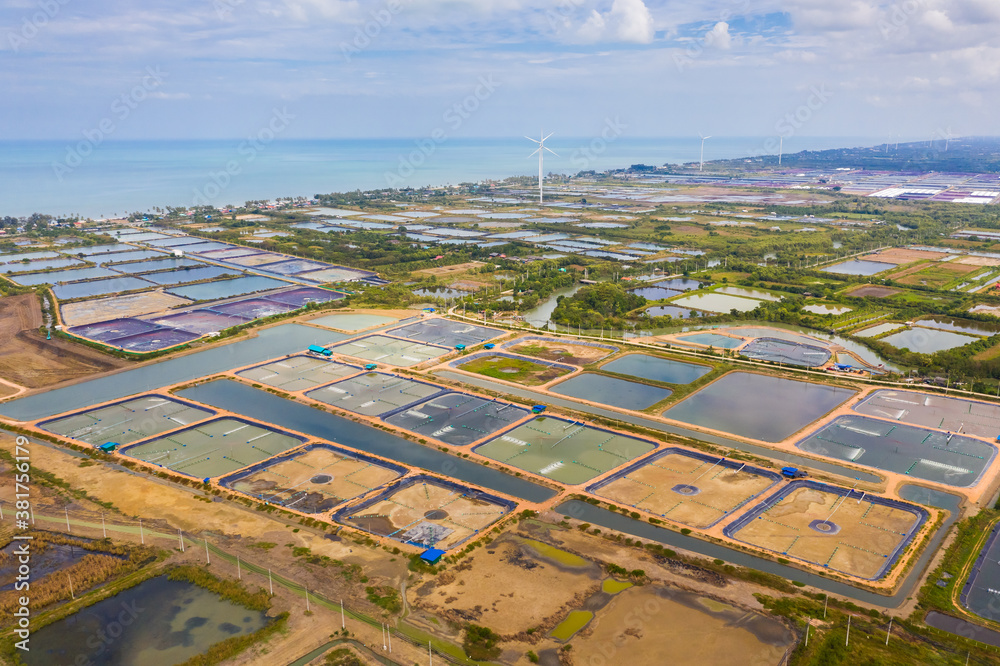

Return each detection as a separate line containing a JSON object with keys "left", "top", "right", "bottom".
{"left": 778, "top": 136, "right": 783, "bottom": 166}
{"left": 699, "top": 133, "right": 712, "bottom": 171}
{"left": 526, "top": 131, "right": 557, "bottom": 203}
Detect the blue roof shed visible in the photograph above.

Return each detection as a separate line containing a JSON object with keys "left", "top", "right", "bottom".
{"left": 420, "top": 548, "right": 445, "bottom": 564}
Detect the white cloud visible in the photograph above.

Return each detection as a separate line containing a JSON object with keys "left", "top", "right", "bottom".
{"left": 577, "top": 0, "right": 654, "bottom": 44}
{"left": 922, "top": 10, "right": 954, "bottom": 32}
{"left": 704, "top": 21, "right": 732, "bottom": 49}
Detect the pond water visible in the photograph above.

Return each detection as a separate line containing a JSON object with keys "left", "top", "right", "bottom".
{"left": 0, "top": 541, "right": 90, "bottom": 590}
{"left": 629, "top": 286, "right": 680, "bottom": 300}
{"left": 854, "top": 322, "right": 904, "bottom": 338}
{"left": 10, "top": 266, "right": 119, "bottom": 285}
{"left": 2, "top": 257, "right": 84, "bottom": 273}
{"left": 672, "top": 293, "right": 762, "bottom": 313}
{"left": 177, "top": 379, "right": 554, "bottom": 503}
{"left": 821, "top": 259, "right": 895, "bottom": 276}
{"left": 655, "top": 278, "right": 702, "bottom": 291}
{"left": 663, "top": 372, "right": 855, "bottom": 442}
{"left": 675, "top": 332, "right": 745, "bottom": 348}
{"left": 715, "top": 287, "right": 781, "bottom": 301}
{"left": 915, "top": 316, "right": 1000, "bottom": 336}
{"left": 602, "top": 353, "right": 710, "bottom": 384}
{"left": 881, "top": 327, "right": 979, "bottom": 353}
{"left": 141, "top": 266, "right": 236, "bottom": 286}
{"left": 802, "top": 304, "right": 852, "bottom": 315}
{"left": 521, "top": 284, "right": 583, "bottom": 327}
{"left": 646, "top": 305, "right": 702, "bottom": 319}
{"left": 550, "top": 373, "right": 672, "bottom": 410}
{"left": 412, "top": 287, "right": 470, "bottom": 299}
{"left": 24, "top": 576, "right": 268, "bottom": 666}
{"left": 52, "top": 276, "right": 153, "bottom": 299}
{"left": 168, "top": 276, "right": 290, "bottom": 301}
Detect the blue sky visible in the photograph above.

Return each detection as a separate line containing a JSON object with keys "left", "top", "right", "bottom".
{"left": 1, "top": 0, "right": 998, "bottom": 140}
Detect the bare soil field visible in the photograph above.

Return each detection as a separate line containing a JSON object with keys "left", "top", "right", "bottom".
{"left": 0, "top": 294, "right": 125, "bottom": 389}
{"left": 570, "top": 585, "right": 792, "bottom": 666}
{"left": 60, "top": 290, "right": 192, "bottom": 326}
{"left": 413, "top": 261, "right": 485, "bottom": 278}
{"left": 595, "top": 454, "right": 777, "bottom": 529}
{"left": 408, "top": 533, "right": 601, "bottom": 634}
{"left": 862, "top": 248, "right": 944, "bottom": 265}
{"left": 731, "top": 486, "right": 920, "bottom": 580}
{"left": 509, "top": 339, "right": 615, "bottom": 365}
{"left": 956, "top": 256, "right": 1000, "bottom": 267}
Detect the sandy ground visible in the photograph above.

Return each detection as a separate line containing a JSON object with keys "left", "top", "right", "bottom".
{"left": 595, "top": 455, "right": 777, "bottom": 529}
{"left": 0, "top": 293, "right": 125, "bottom": 390}
{"left": 863, "top": 248, "right": 946, "bottom": 265}
{"left": 409, "top": 532, "right": 602, "bottom": 635}
{"left": 955, "top": 256, "right": 1000, "bottom": 267}
{"left": 60, "top": 291, "right": 192, "bottom": 326}
{"left": 509, "top": 338, "right": 616, "bottom": 365}
{"left": 569, "top": 585, "right": 791, "bottom": 666}
{"left": 413, "top": 262, "right": 485, "bottom": 278}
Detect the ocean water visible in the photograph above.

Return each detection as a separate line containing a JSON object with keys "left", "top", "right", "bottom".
{"left": 0, "top": 136, "right": 879, "bottom": 218}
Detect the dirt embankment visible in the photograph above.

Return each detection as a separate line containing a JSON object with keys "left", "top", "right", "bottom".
{"left": 0, "top": 293, "right": 125, "bottom": 390}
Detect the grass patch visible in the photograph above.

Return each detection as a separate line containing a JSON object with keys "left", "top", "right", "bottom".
{"left": 550, "top": 611, "right": 593, "bottom": 641}
{"left": 460, "top": 354, "right": 571, "bottom": 385}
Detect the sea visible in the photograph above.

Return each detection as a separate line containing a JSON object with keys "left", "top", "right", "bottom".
{"left": 0, "top": 136, "right": 880, "bottom": 219}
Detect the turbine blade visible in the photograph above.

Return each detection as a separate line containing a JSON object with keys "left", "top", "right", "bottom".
{"left": 542, "top": 132, "right": 554, "bottom": 142}
{"left": 527, "top": 148, "right": 540, "bottom": 158}
{"left": 544, "top": 147, "right": 558, "bottom": 156}
{"left": 525, "top": 136, "right": 541, "bottom": 144}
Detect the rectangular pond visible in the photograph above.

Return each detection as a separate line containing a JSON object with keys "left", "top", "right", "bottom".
{"left": 388, "top": 319, "right": 503, "bottom": 347}
{"left": 663, "top": 372, "right": 855, "bottom": 443}
{"left": 53, "top": 276, "right": 153, "bottom": 300}
{"left": 914, "top": 316, "right": 1000, "bottom": 336}
{"left": 474, "top": 416, "right": 656, "bottom": 485}
{"left": 796, "top": 415, "right": 995, "bottom": 487}
{"left": 176, "top": 379, "right": 555, "bottom": 502}
{"left": 961, "top": 522, "right": 1000, "bottom": 623}
{"left": 122, "top": 417, "right": 306, "bottom": 479}
{"left": 821, "top": 259, "right": 895, "bottom": 276}
{"left": 675, "top": 332, "right": 745, "bottom": 349}
{"left": 855, "top": 390, "right": 1000, "bottom": 441}
{"left": 306, "top": 372, "right": 443, "bottom": 416}
{"left": 715, "top": 287, "right": 781, "bottom": 301}
{"left": 39, "top": 395, "right": 214, "bottom": 446}
{"left": 308, "top": 313, "right": 399, "bottom": 331}
{"left": 549, "top": 373, "right": 672, "bottom": 410}
{"left": 99, "top": 250, "right": 169, "bottom": 263}
{"left": 329, "top": 335, "right": 448, "bottom": 366}
{"left": 167, "top": 275, "right": 290, "bottom": 301}
{"left": 880, "top": 327, "right": 979, "bottom": 353}
{"left": 723, "top": 480, "right": 927, "bottom": 580}
{"left": 629, "top": 286, "right": 681, "bottom": 300}
{"left": 855, "top": 323, "right": 905, "bottom": 338}
{"left": 671, "top": 293, "right": 762, "bottom": 313}
{"left": 9, "top": 266, "right": 119, "bottom": 285}
{"left": 220, "top": 442, "right": 406, "bottom": 513}
{"left": 587, "top": 448, "right": 781, "bottom": 529}
{"left": 602, "top": 354, "right": 710, "bottom": 385}
{"left": 236, "top": 355, "right": 359, "bottom": 391}
{"left": 140, "top": 266, "right": 237, "bottom": 285}
{"left": 384, "top": 392, "right": 530, "bottom": 446}
{"left": 2, "top": 257, "right": 84, "bottom": 273}
{"left": 23, "top": 575, "right": 269, "bottom": 666}
{"left": 115, "top": 257, "right": 202, "bottom": 273}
